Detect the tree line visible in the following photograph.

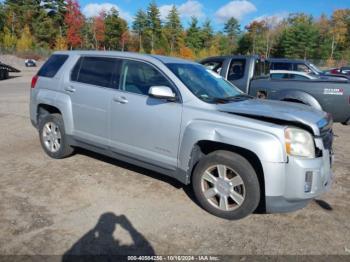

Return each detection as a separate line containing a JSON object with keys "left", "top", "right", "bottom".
{"left": 0, "top": 0, "right": 350, "bottom": 65}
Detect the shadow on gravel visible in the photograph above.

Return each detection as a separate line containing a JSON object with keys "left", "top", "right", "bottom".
{"left": 314, "top": 199, "right": 333, "bottom": 211}
{"left": 62, "top": 212, "right": 155, "bottom": 261}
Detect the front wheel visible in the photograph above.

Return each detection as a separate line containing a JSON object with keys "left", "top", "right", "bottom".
{"left": 39, "top": 113, "right": 74, "bottom": 159}
{"left": 192, "top": 150, "right": 260, "bottom": 220}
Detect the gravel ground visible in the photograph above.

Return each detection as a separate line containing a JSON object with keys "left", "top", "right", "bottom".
{"left": 0, "top": 63, "right": 349, "bottom": 257}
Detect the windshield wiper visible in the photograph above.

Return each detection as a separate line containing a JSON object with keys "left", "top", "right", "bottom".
{"left": 224, "top": 94, "right": 254, "bottom": 100}
{"left": 208, "top": 94, "right": 254, "bottom": 104}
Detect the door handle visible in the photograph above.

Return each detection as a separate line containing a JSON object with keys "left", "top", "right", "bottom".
{"left": 113, "top": 96, "right": 128, "bottom": 104}
{"left": 64, "top": 86, "right": 76, "bottom": 93}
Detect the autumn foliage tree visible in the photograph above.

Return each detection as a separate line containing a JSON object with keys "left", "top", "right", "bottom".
{"left": 16, "top": 25, "right": 33, "bottom": 52}
{"left": 93, "top": 10, "right": 106, "bottom": 49}
{"left": 64, "top": 0, "right": 84, "bottom": 49}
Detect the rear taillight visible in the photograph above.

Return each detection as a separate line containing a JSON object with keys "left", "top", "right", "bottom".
{"left": 31, "top": 75, "right": 38, "bottom": 89}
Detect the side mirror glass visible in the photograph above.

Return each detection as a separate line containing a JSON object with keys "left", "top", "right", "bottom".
{"left": 148, "top": 86, "right": 176, "bottom": 101}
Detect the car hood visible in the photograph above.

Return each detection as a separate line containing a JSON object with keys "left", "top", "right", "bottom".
{"left": 217, "top": 99, "right": 329, "bottom": 135}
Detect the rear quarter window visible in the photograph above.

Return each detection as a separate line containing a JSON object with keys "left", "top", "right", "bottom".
{"left": 38, "top": 54, "right": 68, "bottom": 78}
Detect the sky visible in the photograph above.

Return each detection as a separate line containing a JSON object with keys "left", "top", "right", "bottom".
{"left": 79, "top": 0, "right": 350, "bottom": 30}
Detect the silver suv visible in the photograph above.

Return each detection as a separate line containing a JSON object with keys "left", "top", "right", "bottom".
{"left": 30, "top": 51, "right": 334, "bottom": 219}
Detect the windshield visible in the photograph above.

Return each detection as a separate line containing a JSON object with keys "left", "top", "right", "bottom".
{"left": 166, "top": 63, "right": 245, "bottom": 103}
{"left": 308, "top": 63, "right": 323, "bottom": 75}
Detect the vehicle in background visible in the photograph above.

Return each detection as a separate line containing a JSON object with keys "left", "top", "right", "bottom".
{"left": 329, "top": 66, "right": 350, "bottom": 76}
{"left": 268, "top": 58, "right": 324, "bottom": 75}
{"left": 201, "top": 55, "right": 350, "bottom": 125}
{"left": 271, "top": 70, "right": 348, "bottom": 81}
{"left": 270, "top": 70, "right": 318, "bottom": 80}
{"left": 25, "top": 59, "right": 37, "bottom": 67}
{"left": 0, "top": 61, "right": 21, "bottom": 80}
{"left": 30, "top": 51, "right": 334, "bottom": 220}
{"left": 268, "top": 58, "right": 350, "bottom": 80}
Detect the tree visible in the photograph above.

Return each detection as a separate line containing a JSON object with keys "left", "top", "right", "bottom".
{"left": 185, "top": 17, "right": 202, "bottom": 53}
{"left": 54, "top": 35, "right": 67, "bottom": 50}
{"left": 330, "top": 9, "right": 350, "bottom": 60}
{"left": 92, "top": 10, "right": 106, "bottom": 49}
{"left": 200, "top": 19, "right": 214, "bottom": 49}
{"left": 33, "top": 11, "right": 57, "bottom": 48}
{"left": 277, "top": 14, "right": 319, "bottom": 59}
{"left": 16, "top": 25, "right": 32, "bottom": 52}
{"left": 224, "top": 17, "right": 241, "bottom": 52}
{"left": 178, "top": 45, "right": 195, "bottom": 60}
{"left": 132, "top": 9, "right": 148, "bottom": 52}
{"left": 164, "top": 5, "right": 183, "bottom": 54}
{"left": 146, "top": 1, "right": 162, "bottom": 52}
{"left": 64, "top": 0, "right": 84, "bottom": 49}
{"left": 2, "top": 26, "right": 17, "bottom": 50}
{"left": 105, "top": 8, "right": 128, "bottom": 51}
{"left": 238, "top": 20, "right": 268, "bottom": 55}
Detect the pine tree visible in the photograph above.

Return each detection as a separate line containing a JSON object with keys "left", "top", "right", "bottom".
{"left": 200, "top": 19, "right": 214, "bottom": 49}
{"left": 224, "top": 17, "right": 241, "bottom": 52}
{"left": 146, "top": 1, "right": 162, "bottom": 52}
{"left": 185, "top": 17, "right": 202, "bottom": 53}
{"left": 106, "top": 8, "right": 128, "bottom": 51}
{"left": 132, "top": 9, "right": 148, "bottom": 52}
{"left": 164, "top": 5, "right": 183, "bottom": 54}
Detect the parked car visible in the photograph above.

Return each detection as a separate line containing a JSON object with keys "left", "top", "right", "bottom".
{"left": 201, "top": 55, "right": 350, "bottom": 125}
{"left": 25, "top": 59, "right": 37, "bottom": 67}
{"left": 329, "top": 66, "right": 350, "bottom": 76}
{"left": 268, "top": 58, "right": 324, "bottom": 75}
{"left": 271, "top": 70, "right": 348, "bottom": 81}
{"left": 269, "top": 58, "right": 350, "bottom": 80}
{"left": 30, "top": 51, "right": 334, "bottom": 220}
{"left": 270, "top": 70, "right": 318, "bottom": 80}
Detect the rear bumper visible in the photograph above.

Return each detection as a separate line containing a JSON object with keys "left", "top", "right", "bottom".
{"left": 264, "top": 145, "right": 333, "bottom": 213}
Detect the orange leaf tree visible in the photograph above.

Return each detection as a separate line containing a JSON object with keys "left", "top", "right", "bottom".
{"left": 64, "top": 0, "right": 84, "bottom": 49}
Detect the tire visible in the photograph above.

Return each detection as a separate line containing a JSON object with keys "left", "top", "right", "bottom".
{"left": 38, "top": 113, "right": 74, "bottom": 159}
{"left": 192, "top": 150, "right": 260, "bottom": 220}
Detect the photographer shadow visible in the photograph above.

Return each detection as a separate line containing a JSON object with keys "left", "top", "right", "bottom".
{"left": 62, "top": 212, "right": 155, "bottom": 261}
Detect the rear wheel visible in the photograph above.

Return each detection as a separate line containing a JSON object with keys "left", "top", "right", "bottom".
{"left": 39, "top": 113, "right": 74, "bottom": 159}
{"left": 192, "top": 150, "right": 260, "bottom": 220}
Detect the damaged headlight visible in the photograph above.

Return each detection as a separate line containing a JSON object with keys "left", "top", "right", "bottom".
{"left": 285, "top": 127, "right": 315, "bottom": 158}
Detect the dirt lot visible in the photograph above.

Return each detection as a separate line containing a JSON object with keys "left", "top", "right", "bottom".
{"left": 0, "top": 62, "right": 349, "bottom": 257}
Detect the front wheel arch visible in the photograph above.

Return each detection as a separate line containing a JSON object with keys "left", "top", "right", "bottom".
{"left": 188, "top": 141, "right": 266, "bottom": 212}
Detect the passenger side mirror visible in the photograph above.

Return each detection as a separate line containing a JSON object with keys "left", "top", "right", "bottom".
{"left": 148, "top": 86, "right": 176, "bottom": 101}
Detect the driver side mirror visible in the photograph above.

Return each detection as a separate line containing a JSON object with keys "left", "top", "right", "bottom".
{"left": 148, "top": 86, "right": 176, "bottom": 101}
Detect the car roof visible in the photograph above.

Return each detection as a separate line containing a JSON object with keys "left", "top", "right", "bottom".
{"left": 53, "top": 50, "right": 197, "bottom": 65}
{"left": 268, "top": 58, "right": 308, "bottom": 63}
{"left": 200, "top": 55, "right": 260, "bottom": 62}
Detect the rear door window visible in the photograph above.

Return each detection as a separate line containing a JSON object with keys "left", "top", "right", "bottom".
{"left": 71, "top": 56, "right": 121, "bottom": 88}
{"left": 227, "top": 59, "right": 245, "bottom": 81}
{"left": 38, "top": 54, "right": 68, "bottom": 78}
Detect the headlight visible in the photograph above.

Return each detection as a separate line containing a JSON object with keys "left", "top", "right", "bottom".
{"left": 285, "top": 127, "right": 315, "bottom": 158}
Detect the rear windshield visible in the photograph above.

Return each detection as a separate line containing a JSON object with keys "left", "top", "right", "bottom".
{"left": 38, "top": 54, "right": 68, "bottom": 78}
